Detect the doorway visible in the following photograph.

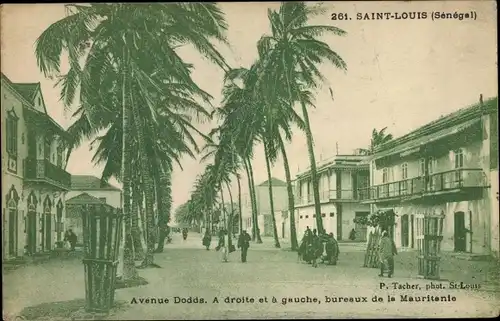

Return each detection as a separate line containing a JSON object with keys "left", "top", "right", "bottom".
{"left": 454, "top": 211, "right": 467, "bottom": 252}
{"left": 56, "top": 200, "right": 63, "bottom": 242}
{"left": 410, "top": 215, "right": 415, "bottom": 248}
{"left": 354, "top": 212, "right": 369, "bottom": 242}
{"left": 8, "top": 200, "right": 18, "bottom": 257}
{"left": 401, "top": 214, "right": 409, "bottom": 247}
{"left": 27, "top": 206, "right": 37, "bottom": 254}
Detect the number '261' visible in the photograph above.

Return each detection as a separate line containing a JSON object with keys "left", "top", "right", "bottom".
{"left": 331, "top": 13, "right": 349, "bottom": 20}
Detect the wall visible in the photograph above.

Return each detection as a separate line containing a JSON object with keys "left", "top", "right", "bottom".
{"left": 66, "top": 190, "right": 122, "bottom": 208}
{"left": 2, "top": 81, "right": 69, "bottom": 260}
{"left": 489, "top": 169, "right": 499, "bottom": 257}
{"left": 255, "top": 185, "right": 288, "bottom": 215}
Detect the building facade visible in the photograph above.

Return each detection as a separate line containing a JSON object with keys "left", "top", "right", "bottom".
{"left": 360, "top": 97, "right": 498, "bottom": 257}
{"left": 2, "top": 73, "right": 71, "bottom": 260}
{"left": 66, "top": 175, "right": 123, "bottom": 208}
{"left": 294, "top": 155, "right": 371, "bottom": 241}
{"left": 241, "top": 178, "right": 289, "bottom": 238}
{"left": 65, "top": 175, "right": 122, "bottom": 243}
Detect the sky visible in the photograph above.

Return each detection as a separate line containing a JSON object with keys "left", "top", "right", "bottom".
{"left": 1, "top": 1, "right": 497, "bottom": 213}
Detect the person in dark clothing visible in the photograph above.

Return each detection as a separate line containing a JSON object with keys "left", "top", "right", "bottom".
{"left": 310, "top": 229, "right": 322, "bottom": 268}
{"left": 182, "top": 228, "right": 188, "bottom": 240}
{"left": 378, "top": 231, "right": 397, "bottom": 277}
{"left": 237, "top": 230, "right": 251, "bottom": 262}
{"left": 349, "top": 228, "right": 356, "bottom": 241}
{"left": 324, "top": 233, "right": 340, "bottom": 265}
{"left": 64, "top": 229, "right": 77, "bottom": 251}
{"left": 202, "top": 230, "right": 212, "bottom": 250}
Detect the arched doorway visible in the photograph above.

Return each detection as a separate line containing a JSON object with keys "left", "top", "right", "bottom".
{"left": 27, "top": 191, "right": 38, "bottom": 255}
{"left": 56, "top": 199, "right": 63, "bottom": 243}
{"left": 6, "top": 186, "right": 20, "bottom": 257}
{"left": 43, "top": 196, "right": 53, "bottom": 251}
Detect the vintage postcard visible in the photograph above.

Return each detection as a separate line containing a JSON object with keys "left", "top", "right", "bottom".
{"left": 1, "top": 1, "right": 498, "bottom": 320}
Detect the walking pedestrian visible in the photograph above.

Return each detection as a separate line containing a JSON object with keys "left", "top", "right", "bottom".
{"left": 221, "top": 230, "right": 229, "bottom": 262}
{"left": 202, "top": 230, "right": 212, "bottom": 250}
{"left": 237, "top": 230, "right": 251, "bottom": 263}
{"left": 378, "top": 230, "right": 397, "bottom": 277}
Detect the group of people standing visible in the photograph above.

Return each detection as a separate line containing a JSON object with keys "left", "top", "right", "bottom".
{"left": 298, "top": 226, "right": 340, "bottom": 268}
{"left": 202, "top": 228, "right": 251, "bottom": 263}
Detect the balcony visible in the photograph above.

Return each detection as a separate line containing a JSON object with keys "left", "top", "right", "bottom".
{"left": 329, "top": 189, "right": 356, "bottom": 201}
{"left": 297, "top": 189, "right": 359, "bottom": 206}
{"left": 359, "top": 168, "right": 487, "bottom": 203}
{"left": 24, "top": 158, "right": 71, "bottom": 190}
{"left": 427, "top": 168, "right": 487, "bottom": 192}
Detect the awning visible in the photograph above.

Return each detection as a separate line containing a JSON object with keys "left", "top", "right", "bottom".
{"left": 375, "top": 118, "right": 481, "bottom": 159}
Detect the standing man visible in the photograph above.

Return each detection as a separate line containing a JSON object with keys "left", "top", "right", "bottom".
{"left": 378, "top": 230, "right": 397, "bottom": 277}
{"left": 238, "top": 230, "right": 251, "bottom": 263}
{"left": 310, "top": 229, "right": 321, "bottom": 268}
{"left": 221, "top": 229, "right": 230, "bottom": 262}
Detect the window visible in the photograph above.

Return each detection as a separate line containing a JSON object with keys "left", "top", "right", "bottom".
{"left": 321, "top": 213, "right": 326, "bottom": 218}
{"left": 313, "top": 214, "right": 316, "bottom": 218}
{"left": 44, "top": 137, "right": 51, "bottom": 161}
{"left": 382, "top": 168, "right": 388, "bottom": 183}
{"left": 428, "top": 156, "right": 436, "bottom": 174}
{"left": 99, "top": 197, "right": 107, "bottom": 203}
{"left": 401, "top": 163, "right": 408, "bottom": 180}
{"left": 419, "top": 158, "right": 425, "bottom": 176}
{"left": 57, "top": 147, "right": 63, "bottom": 167}
{"left": 454, "top": 149, "right": 464, "bottom": 169}
{"left": 305, "top": 215, "right": 309, "bottom": 219}
{"left": 300, "top": 215, "right": 303, "bottom": 219}
{"left": 6, "top": 110, "right": 18, "bottom": 157}
{"left": 329, "top": 212, "right": 334, "bottom": 217}
{"left": 37, "top": 97, "right": 41, "bottom": 106}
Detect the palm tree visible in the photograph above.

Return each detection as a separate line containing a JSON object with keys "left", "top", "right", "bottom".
{"left": 256, "top": 2, "right": 347, "bottom": 232}
{"left": 359, "top": 127, "right": 394, "bottom": 155}
{"left": 36, "top": 4, "right": 230, "bottom": 269}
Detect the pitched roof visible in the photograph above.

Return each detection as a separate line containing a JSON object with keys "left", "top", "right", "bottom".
{"left": 374, "top": 96, "right": 498, "bottom": 153}
{"left": 66, "top": 193, "right": 108, "bottom": 205}
{"left": 258, "top": 177, "right": 287, "bottom": 187}
{"left": 10, "top": 83, "right": 39, "bottom": 101}
{"left": 71, "top": 175, "right": 121, "bottom": 191}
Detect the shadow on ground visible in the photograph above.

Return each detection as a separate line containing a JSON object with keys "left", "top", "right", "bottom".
{"left": 18, "top": 299, "right": 129, "bottom": 321}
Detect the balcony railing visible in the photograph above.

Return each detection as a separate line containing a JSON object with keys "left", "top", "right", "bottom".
{"left": 24, "top": 158, "right": 71, "bottom": 190}
{"left": 427, "top": 168, "right": 487, "bottom": 192}
{"left": 359, "top": 168, "right": 487, "bottom": 202}
{"left": 370, "top": 177, "right": 425, "bottom": 200}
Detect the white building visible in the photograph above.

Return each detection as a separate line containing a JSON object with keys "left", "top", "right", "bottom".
{"left": 362, "top": 96, "right": 498, "bottom": 257}
{"left": 2, "top": 73, "right": 71, "bottom": 260}
{"left": 294, "top": 155, "right": 371, "bottom": 241}
{"left": 241, "top": 177, "right": 289, "bottom": 238}
{"left": 66, "top": 175, "right": 122, "bottom": 208}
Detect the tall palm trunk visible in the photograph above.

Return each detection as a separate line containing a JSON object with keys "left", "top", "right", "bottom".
{"left": 129, "top": 80, "right": 157, "bottom": 268}
{"left": 155, "top": 166, "right": 172, "bottom": 253}
{"left": 121, "top": 51, "right": 137, "bottom": 279}
{"left": 131, "top": 182, "right": 145, "bottom": 260}
{"left": 220, "top": 188, "right": 226, "bottom": 228}
{"left": 243, "top": 160, "right": 256, "bottom": 240}
{"left": 278, "top": 135, "right": 298, "bottom": 250}
{"left": 300, "top": 100, "right": 324, "bottom": 233}
{"left": 237, "top": 176, "right": 243, "bottom": 234}
{"left": 247, "top": 159, "right": 263, "bottom": 243}
{"left": 263, "top": 142, "right": 280, "bottom": 248}
{"left": 225, "top": 181, "right": 234, "bottom": 249}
